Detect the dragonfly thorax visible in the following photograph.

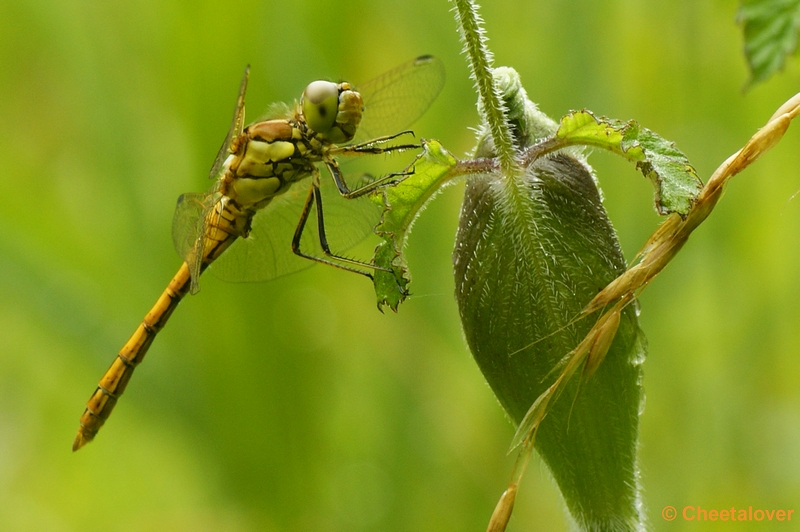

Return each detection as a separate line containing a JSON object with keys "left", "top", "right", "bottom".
{"left": 301, "top": 80, "right": 363, "bottom": 144}
{"left": 219, "top": 119, "right": 312, "bottom": 210}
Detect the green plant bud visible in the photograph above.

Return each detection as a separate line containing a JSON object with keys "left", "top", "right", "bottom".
{"left": 454, "top": 150, "right": 647, "bottom": 530}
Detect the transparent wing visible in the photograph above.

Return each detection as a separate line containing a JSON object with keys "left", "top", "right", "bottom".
{"left": 354, "top": 55, "right": 446, "bottom": 143}
{"left": 208, "top": 66, "right": 250, "bottom": 180}
{"left": 172, "top": 182, "right": 222, "bottom": 293}
{"left": 207, "top": 170, "right": 383, "bottom": 284}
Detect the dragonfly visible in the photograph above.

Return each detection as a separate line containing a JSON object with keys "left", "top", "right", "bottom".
{"left": 73, "top": 55, "right": 445, "bottom": 451}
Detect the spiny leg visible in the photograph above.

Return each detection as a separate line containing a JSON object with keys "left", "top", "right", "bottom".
{"left": 327, "top": 130, "right": 418, "bottom": 197}
{"left": 336, "top": 130, "right": 419, "bottom": 155}
{"left": 291, "top": 174, "right": 390, "bottom": 279}
{"left": 325, "top": 158, "right": 413, "bottom": 199}
{"left": 311, "top": 183, "right": 394, "bottom": 273}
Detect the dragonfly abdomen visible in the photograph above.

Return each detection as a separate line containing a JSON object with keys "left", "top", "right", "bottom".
{"left": 72, "top": 262, "right": 192, "bottom": 451}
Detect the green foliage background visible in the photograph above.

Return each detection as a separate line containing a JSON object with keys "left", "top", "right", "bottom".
{"left": 1, "top": 0, "right": 799, "bottom": 530}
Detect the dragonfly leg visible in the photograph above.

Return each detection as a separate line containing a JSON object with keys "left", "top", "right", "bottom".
{"left": 325, "top": 159, "right": 413, "bottom": 199}
{"left": 337, "top": 130, "right": 420, "bottom": 155}
{"left": 311, "top": 184, "right": 394, "bottom": 273}
{"left": 291, "top": 179, "right": 391, "bottom": 278}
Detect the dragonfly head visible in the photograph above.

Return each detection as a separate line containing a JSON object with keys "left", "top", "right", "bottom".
{"left": 301, "top": 80, "right": 363, "bottom": 144}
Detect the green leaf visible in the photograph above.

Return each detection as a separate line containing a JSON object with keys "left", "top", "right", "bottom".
{"left": 371, "top": 139, "right": 458, "bottom": 310}
{"left": 552, "top": 110, "right": 702, "bottom": 216}
{"left": 371, "top": 240, "right": 409, "bottom": 312}
{"left": 738, "top": 0, "right": 800, "bottom": 88}
{"left": 454, "top": 152, "right": 647, "bottom": 531}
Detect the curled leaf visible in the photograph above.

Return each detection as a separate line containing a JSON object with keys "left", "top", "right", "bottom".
{"left": 370, "top": 139, "right": 459, "bottom": 310}
{"left": 584, "top": 89, "right": 800, "bottom": 316}
{"left": 549, "top": 110, "right": 703, "bottom": 216}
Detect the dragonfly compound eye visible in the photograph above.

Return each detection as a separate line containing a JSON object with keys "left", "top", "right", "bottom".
{"left": 302, "top": 80, "right": 339, "bottom": 135}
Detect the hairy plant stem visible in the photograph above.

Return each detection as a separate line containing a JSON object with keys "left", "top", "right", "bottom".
{"left": 451, "top": 0, "right": 517, "bottom": 175}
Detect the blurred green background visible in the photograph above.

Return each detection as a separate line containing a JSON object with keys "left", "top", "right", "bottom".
{"left": 1, "top": 0, "right": 799, "bottom": 530}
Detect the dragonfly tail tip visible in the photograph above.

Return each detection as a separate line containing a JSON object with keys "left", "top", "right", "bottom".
{"left": 72, "top": 432, "right": 91, "bottom": 452}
